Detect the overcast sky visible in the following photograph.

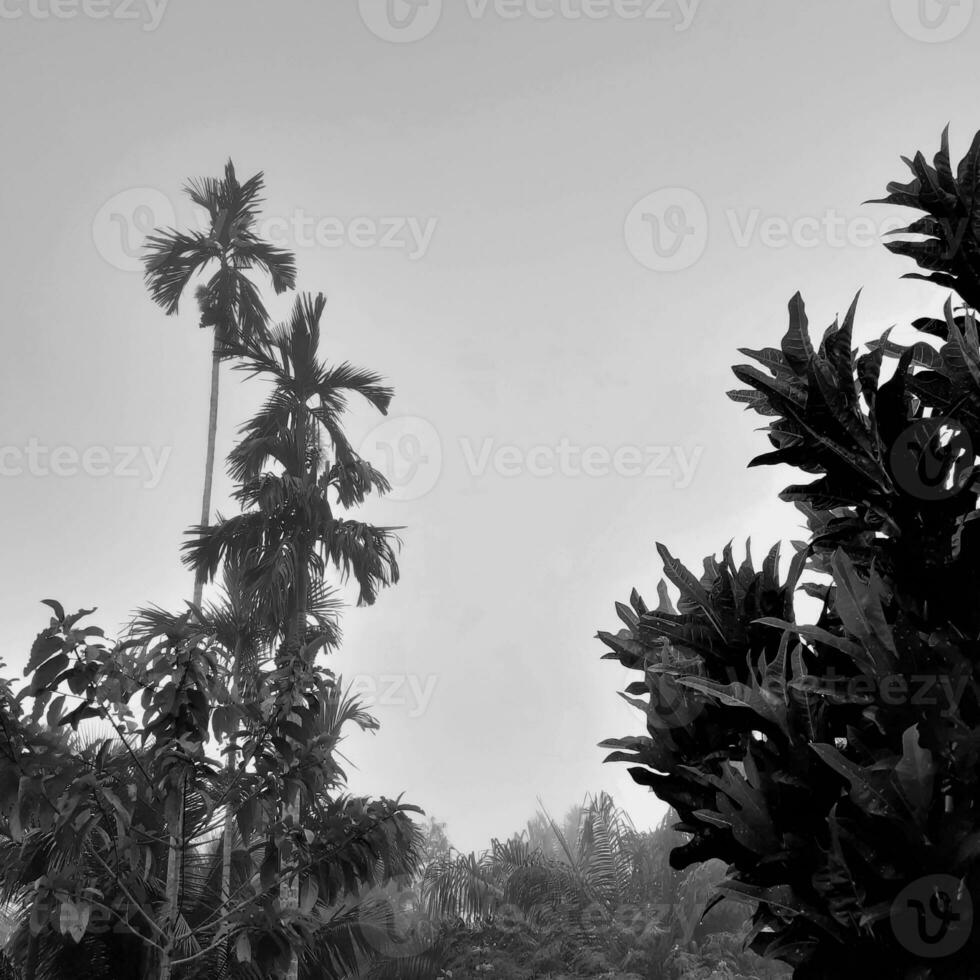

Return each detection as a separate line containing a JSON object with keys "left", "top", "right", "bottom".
{"left": 2, "top": 0, "right": 977, "bottom": 852}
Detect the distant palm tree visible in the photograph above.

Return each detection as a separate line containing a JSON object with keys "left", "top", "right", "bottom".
{"left": 419, "top": 793, "right": 639, "bottom": 926}
{"left": 143, "top": 160, "right": 297, "bottom": 606}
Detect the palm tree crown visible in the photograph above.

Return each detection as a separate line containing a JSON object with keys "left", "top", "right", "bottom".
{"left": 142, "top": 160, "right": 298, "bottom": 609}
{"left": 143, "top": 159, "right": 296, "bottom": 344}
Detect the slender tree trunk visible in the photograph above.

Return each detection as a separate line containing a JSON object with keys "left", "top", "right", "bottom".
{"left": 159, "top": 774, "right": 186, "bottom": 980}
{"left": 283, "top": 560, "right": 307, "bottom": 980}
{"left": 162, "top": 338, "right": 218, "bottom": 979}
{"left": 158, "top": 944, "right": 173, "bottom": 980}
{"left": 194, "top": 341, "right": 221, "bottom": 608}
{"left": 220, "top": 737, "right": 237, "bottom": 963}
{"left": 220, "top": 633, "right": 244, "bottom": 963}
{"left": 283, "top": 412, "right": 311, "bottom": 980}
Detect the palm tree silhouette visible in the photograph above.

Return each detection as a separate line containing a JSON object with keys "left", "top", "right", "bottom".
{"left": 183, "top": 291, "right": 400, "bottom": 980}
{"left": 143, "top": 160, "right": 297, "bottom": 606}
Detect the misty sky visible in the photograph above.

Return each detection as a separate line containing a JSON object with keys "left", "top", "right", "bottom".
{"left": 2, "top": 0, "right": 978, "bottom": 852}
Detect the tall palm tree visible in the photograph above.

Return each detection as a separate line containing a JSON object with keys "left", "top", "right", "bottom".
{"left": 183, "top": 291, "right": 400, "bottom": 980}
{"left": 144, "top": 167, "right": 295, "bottom": 980}
{"left": 143, "top": 160, "right": 297, "bottom": 607}
{"left": 183, "top": 290, "right": 401, "bottom": 629}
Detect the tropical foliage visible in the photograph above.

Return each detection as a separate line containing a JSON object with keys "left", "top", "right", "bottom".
{"left": 0, "top": 164, "right": 421, "bottom": 980}
{"left": 10, "top": 126, "right": 980, "bottom": 980}
{"left": 362, "top": 795, "right": 789, "bottom": 979}
{"left": 600, "top": 127, "right": 980, "bottom": 978}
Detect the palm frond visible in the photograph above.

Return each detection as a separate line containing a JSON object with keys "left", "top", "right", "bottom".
{"left": 327, "top": 522, "right": 401, "bottom": 607}
{"left": 143, "top": 230, "right": 218, "bottom": 314}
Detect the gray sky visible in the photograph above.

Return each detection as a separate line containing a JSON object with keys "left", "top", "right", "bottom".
{"left": 1, "top": 0, "right": 977, "bottom": 852}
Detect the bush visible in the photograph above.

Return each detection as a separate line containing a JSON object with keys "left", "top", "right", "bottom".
{"left": 600, "top": 127, "right": 980, "bottom": 979}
